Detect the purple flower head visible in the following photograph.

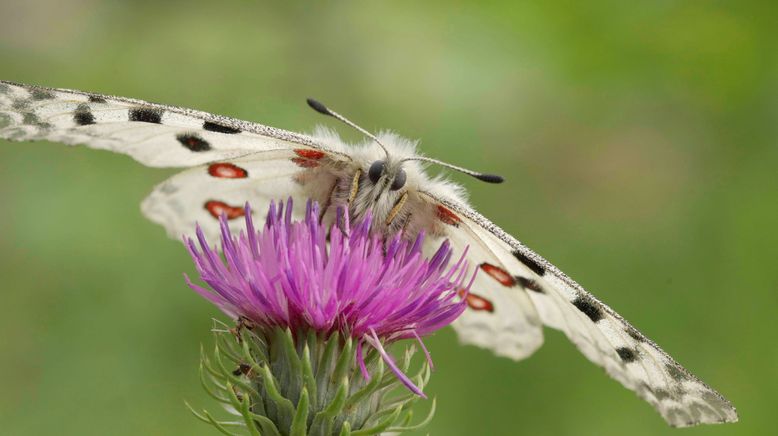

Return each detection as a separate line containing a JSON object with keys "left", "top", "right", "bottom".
{"left": 185, "top": 198, "right": 473, "bottom": 396}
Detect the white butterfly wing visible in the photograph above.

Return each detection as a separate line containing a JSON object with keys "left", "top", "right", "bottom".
{"left": 0, "top": 80, "right": 348, "bottom": 167}
{"left": 0, "top": 80, "right": 352, "bottom": 239}
{"left": 423, "top": 193, "right": 738, "bottom": 427}
{"left": 417, "top": 195, "right": 544, "bottom": 360}
{"left": 142, "top": 151, "right": 342, "bottom": 240}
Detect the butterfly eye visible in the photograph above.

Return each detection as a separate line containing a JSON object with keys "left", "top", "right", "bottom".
{"left": 390, "top": 168, "right": 407, "bottom": 191}
{"left": 368, "top": 161, "right": 385, "bottom": 184}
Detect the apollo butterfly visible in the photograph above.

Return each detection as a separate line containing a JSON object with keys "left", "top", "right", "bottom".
{"left": 0, "top": 80, "right": 737, "bottom": 427}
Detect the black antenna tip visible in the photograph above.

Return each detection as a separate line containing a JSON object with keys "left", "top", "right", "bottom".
{"left": 306, "top": 98, "right": 331, "bottom": 116}
{"left": 475, "top": 173, "right": 504, "bottom": 184}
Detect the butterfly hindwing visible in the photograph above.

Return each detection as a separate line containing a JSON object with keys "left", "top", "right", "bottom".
{"left": 426, "top": 195, "right": 738, "bottom": 427}
{"left": 424, "top": 197, "right": 544, "bottom": 360}
{"left": 142, "top": 150, "right": 342, "bottom": 240}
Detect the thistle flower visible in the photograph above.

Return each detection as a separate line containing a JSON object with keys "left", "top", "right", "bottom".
{"left": 185, "top": 199, "right": 472, "bottom": 435}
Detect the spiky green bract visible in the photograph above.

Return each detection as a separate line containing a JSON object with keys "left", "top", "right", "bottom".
{"left": 189, "top": 320, "right": 435, "bottom": 436}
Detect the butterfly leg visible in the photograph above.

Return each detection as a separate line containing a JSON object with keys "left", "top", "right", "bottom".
{"left": 315, "top": 178, "right": 340, "bottom": 222}
{"left": 347, "top": 169, "right": 362, "bottom": 204}
{"left": 385, "top": 192, "right": 408, "bottom": 226}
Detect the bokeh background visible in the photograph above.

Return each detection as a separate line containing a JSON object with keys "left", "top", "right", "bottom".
{"left": 0, "top": 1, "right": 775, "bottom": 435}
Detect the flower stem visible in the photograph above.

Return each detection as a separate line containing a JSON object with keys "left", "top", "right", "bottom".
{"left": 189, "top": 319, "right": 435, "bottom": 435}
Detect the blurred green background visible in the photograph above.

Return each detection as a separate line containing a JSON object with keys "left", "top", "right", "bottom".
{"left": 1, "top": 1, "right": 775, "bottom": 435}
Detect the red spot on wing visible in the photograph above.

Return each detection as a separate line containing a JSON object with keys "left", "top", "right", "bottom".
{"left": 204, "top": 200, "right": 245, "bottom": 220}
{"left": 480, "top": 263, "right": 516, "bottom": 287}
{"left": 291, "top": 157, "right": 320, "bottom": 168}
{"left": 458, "top": 289, "right": 494, "bottom": 312}
{"left": 208, "top": 163, "right": 249, "bottom": 179}
{"left": 291, "top": 149, "right": 326, "bottom": 168}
{"left": 293, "top": 149, "right": 325, "bottom": 160}
{"left": 436, "top": 205, "right": 461, "bottom": 226}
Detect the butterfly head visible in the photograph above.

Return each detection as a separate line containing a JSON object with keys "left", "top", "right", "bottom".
{"left": 306, "top": 98, "right": 505, "bottom": 187}
{"left": 358, "top": 132, "right": 420, "bottom": 192}
{"left": 368, "top": 159, "right": 407, "bottom": 191}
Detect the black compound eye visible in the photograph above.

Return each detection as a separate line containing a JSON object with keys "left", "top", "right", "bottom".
{"left": 390, "top": 168, "right": 407, "bottom": 191}
{"left": 368, "top": 160, "right": 385, "bottom": 183}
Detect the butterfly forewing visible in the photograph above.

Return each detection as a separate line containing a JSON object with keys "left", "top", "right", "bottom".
{"left": 431, "top": 195, "right": 738, "bottom": 427}
{"left": 1, "top": 80, "right": 350, "bottom": 240}
{"left": 0, "top": 80, "right": 348, "bottom": 168}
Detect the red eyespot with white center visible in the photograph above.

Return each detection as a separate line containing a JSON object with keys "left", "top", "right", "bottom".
{"left": 208, "top": 163, "right": 248, "bottom": 179}
{"left": 204, "top": 200, "right": 245, "bottom": 220}
{"left": 458, "top": 289, "right": 494, "bottom": 312}
{"left": 480, "top": 263, "right": 516, "bottom": 287}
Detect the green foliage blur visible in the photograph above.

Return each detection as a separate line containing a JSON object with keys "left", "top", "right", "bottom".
{"left": 0, "top": 1, "right": 774, "bottom": 435}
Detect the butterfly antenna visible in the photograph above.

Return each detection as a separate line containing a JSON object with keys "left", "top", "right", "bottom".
{"left": 307, "top": 98, "right": 389, "bottom": 158}
{"left": 401, "top": 156, "right": 504, "bottom": 184}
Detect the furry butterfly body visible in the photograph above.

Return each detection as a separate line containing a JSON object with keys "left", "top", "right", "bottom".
{"left": 0, "top": 80, "right": 737, "bottom": 427}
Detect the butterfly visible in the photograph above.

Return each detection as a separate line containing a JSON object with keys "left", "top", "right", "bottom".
{"left": 0, "top": 80, "right": 737, "bottom": 427}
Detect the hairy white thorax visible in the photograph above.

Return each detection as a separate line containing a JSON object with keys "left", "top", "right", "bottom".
{"left": 304, "top": 126, "right": 469, "bottom": 238}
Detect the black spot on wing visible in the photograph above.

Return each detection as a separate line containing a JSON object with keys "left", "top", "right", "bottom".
{"left": 666, "top": 363, "right": 690, "bottom": 381}
{"left": 22, "top": 112, "right": 51, "bottom": 128}
{"left": 12, "top": 99, "right": 29, "bottom": 110}
{"left": 203, "top": 121, "right": 241, "bottom": 134}
{"left": 21, "top": 112, "right": 37, "bottom": 125}
{"left": 88, "top": 95, "right": 107, "bottom": 104}
{"left": 31, "top": 89, "right": 54, "bottom": 100}
{"left": 616, "top": 347, "right": 637, "bottom": 362}
{"left": 512, "top": 250, "right": 545, "bottom": 276}
{"left": 177, "top": 133, "right": 211, "bottom": 152}
{"left": 129, "top": 107, "right": 162, "bottom": 124}
{"left": 74, "top": 104, "right": 95, "bottom": 126}
{"left": 516, "top": 276, "right": 544, "bottom": 293}
{"left": 572, "top": 295, "right": 604, "bottom": 322}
